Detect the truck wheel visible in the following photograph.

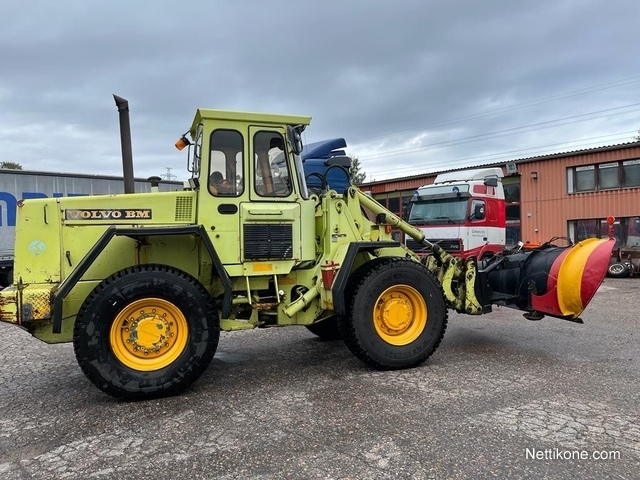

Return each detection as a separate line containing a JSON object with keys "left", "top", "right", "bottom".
{"left": 306, "top": 316, "right": 341, "bottom": 340}
{"left": 0, "top": 267, "right": 13, "bottom": 287}
{"left": 338, "top": 258, "right": 447, "bottom": 370}
{"left": 73, "top": 265, "right": 219, "bottom": 400}
{"left": 607, "top": 262, "right": 630, "bottom": 278}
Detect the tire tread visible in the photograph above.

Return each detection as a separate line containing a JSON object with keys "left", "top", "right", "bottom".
{"left": 338, "top": 257, "right": 448, "bottom": 370}
{"left": 73, "top": 264, "right": 219, "bottom": 400}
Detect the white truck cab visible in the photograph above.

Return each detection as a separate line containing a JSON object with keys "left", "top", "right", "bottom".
{"left": 407, "top": 167, "right": 506, "bottom": 259}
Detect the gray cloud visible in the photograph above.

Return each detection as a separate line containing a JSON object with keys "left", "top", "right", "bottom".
{"left": 1, "top": 0, "right": 639, "bottom": 180}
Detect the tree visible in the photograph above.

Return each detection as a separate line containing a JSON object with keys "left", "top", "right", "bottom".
{"left": 0, "top": 161, "right": 23, "bottom": 170}
{"left": 349, "top": 156, "right": 367, "bottom": 186}
{"left": 635, "top": 129, "right": 640, "bottom": 142}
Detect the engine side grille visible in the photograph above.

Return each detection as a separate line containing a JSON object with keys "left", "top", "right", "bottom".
{"left": 244, "top": 224, "right": 294, "bottom": 259}
{"left": 174, "top": 196, "right": 193, "bottom": 221}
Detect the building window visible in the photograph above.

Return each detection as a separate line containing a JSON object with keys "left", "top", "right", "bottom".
{"left": 598, "top": 162, "right": 619, "bottom": 189}
{"left": 626, "top": 217, "right": 640, "bottom": 247}
{"left": 373, "top": 190, "right": 420, "bottom": 242}
{"left": 599, "top": 220, "right": 622, "bottom": 248}
{"left": 506, "top": 227, "right": 520, "bottom": 248}
{"left": 568, "top": 159, "right": 640, "bottom": 193}
{"left": 388, "top": 196, "right": 400, "bottom": 215}
{"left": 623, "top": 159, "right": 640, "bottom": 187}
{"left": 575, "top": 165, "right": 596, "bottom": 192}
{"left": 567, "top": 217, "right": 637, "bottom": 249}
{"left": 503, "top": 183, "right": 520, "bottom": 203}
{"left": 505, "top": 205, "right": 520, "bottom": 223}
{"left": 374, "top": 196, "right": 387, "bottom": 208}
{"left": 569, "top": 219, "right": 598, "bottom": 242}
{"left": 503, "top": 177, "right": 521, "bottom": 246}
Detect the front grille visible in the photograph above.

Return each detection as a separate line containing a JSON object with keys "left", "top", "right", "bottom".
{"left": 244, "top": 224, "right": 294, "bottom": 259}
{"left": 426, "top": 238, "right": 462, "bottom": 252}
{"left": 406, "top": 239, "right": 431, "bottom": 253}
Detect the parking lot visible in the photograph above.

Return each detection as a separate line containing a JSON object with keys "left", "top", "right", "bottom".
{"left": 0, "top": 277, "right": 638, "bottom": 479}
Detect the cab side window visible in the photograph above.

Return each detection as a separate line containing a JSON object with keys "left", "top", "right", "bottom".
{"left": 209, "top": 129, "right": 244, "bottom": 196}
{"left": 253, "top": 131, "right": 292, "bottom": 197}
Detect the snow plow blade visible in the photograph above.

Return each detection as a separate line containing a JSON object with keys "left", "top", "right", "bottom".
{"left": 483, "top": 238, "right": 615, "bottom": 322}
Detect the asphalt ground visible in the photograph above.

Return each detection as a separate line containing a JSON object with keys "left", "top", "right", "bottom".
{"left": 0, "top": 277, "right": 638, "bottom": 479}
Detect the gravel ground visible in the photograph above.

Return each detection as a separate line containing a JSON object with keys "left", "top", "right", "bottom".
{"left": 0, "top": 277, "right": 637, "bottom": 479}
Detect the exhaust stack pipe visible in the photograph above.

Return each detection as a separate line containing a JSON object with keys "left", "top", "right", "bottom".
{"left": 147, "top": 176, "right": 162, "bottom": 193}
{"left": 113, "top": 94, "right": 135, "bottom": 194}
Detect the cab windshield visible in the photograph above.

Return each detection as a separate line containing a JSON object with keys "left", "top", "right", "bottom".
{"left": 409, "top": 198, "right": 468, "bottom": 225}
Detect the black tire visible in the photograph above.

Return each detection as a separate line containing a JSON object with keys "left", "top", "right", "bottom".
{"left": 607, "top": 262, "right": 630, "bottom": 278}
{"left": 73, "top": 264, "right": 219, "bottom": 400}
{"left": 0, "top": 267, "right": 13, "bottom": 288}
{"left": 306, "top": 316, "right": 341, "bottom": 340}
{"left": 338, "top": 258, "right": 447, "bottom": 370}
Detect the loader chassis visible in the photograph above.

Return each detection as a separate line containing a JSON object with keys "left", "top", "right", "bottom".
{"left": 0, "top": 108, "right": 614, "bottom": 400}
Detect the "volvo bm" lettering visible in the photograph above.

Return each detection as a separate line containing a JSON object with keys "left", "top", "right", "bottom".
{"left": 65, "top": 209, "right": 152, "bottom": 220}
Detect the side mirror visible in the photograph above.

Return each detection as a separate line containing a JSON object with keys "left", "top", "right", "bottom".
{"left": 473, "top": 203, "right": 485, "bottom": 220}
{"left": 484, "top": 177, "right": 498, "bottom": 187}
{"left": 287, "top": 125, "right": 304, "bottom": 155}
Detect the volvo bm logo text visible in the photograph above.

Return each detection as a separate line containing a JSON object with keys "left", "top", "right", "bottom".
{"left": 65, "top": 209, "right": 152, "bottom": 220}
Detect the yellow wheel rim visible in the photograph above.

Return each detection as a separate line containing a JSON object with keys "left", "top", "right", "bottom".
{"left": 373, "top": 285, "right": 427, "bottom": 346}
{"left": 110, "top": 298, "right": 189, "bottom": 371}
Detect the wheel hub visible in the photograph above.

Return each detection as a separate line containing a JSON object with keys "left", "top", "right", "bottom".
{"left": 110, "top": 298, "right": 188, "bottom": 371}
{"left": 373, "top": 285, "right": 427, "bottom": 346}
{"left": 377, "top": 294, "right": 413, "bottom": 334}
{"left": 127, "top": 312, "right": 174, "bottom": 355}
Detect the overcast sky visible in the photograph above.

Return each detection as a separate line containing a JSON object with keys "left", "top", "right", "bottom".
{"left": 2, "top": 0, "right": 640, "bottom": 182}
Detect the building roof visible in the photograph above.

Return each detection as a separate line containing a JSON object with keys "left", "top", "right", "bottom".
{"left": 360, "top": 140, "right": 640, "bottom": 187}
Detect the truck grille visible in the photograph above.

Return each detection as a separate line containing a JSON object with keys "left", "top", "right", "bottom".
{"left": 244, "top": 224, "right": 294, "bottom": 259}
{"left": 427, "top": 239, "right": 462, "bottom": 252}
{"left": 406, "top": 238, "right": 461, "bottom": 253}
{"left": 406, "top": 239, "right": 431, "bottom": 253}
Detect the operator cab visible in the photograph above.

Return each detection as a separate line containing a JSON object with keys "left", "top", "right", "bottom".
{"left": 176, "top": 109, "right": 316, "bottom": 269}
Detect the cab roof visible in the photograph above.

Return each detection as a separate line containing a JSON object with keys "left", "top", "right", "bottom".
{"left": 191, "top": 108, "right": 311, "bottom": 133}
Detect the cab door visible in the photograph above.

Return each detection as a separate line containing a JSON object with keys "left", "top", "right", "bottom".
{"left": 240, "top": 127, "right": 305, "bottom": 275}
{"left": 201, "top": 126, "right": 246, "bottom": 266}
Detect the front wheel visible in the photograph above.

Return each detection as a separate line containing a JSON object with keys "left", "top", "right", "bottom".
{"left": 73, "top": 265, "right": 219, "bottom": 400}
{"left": 338, "top": 258, "right": 447, "bottom": 370}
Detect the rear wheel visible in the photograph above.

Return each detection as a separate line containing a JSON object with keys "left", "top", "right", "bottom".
{"left": 0, "top": 267, "right": 13, "bottom": 287}
{"left": 338, "top": 258, "right": 447, "bottom": 369}
{"left": 73, "top": 265, "right": 219, "bottom": 400}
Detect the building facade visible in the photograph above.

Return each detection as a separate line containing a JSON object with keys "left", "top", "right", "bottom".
{"left": 360, "top": 142, "right": 640, "bottom": 253}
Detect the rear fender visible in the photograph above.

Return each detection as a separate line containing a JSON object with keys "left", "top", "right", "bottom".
{"left": 51, "top": 225, "right": 232, "bottom": 333}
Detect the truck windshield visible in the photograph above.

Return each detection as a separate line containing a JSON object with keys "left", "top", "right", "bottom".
{"left": 409, "top": 198, "right": 468, "bottom": 224}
